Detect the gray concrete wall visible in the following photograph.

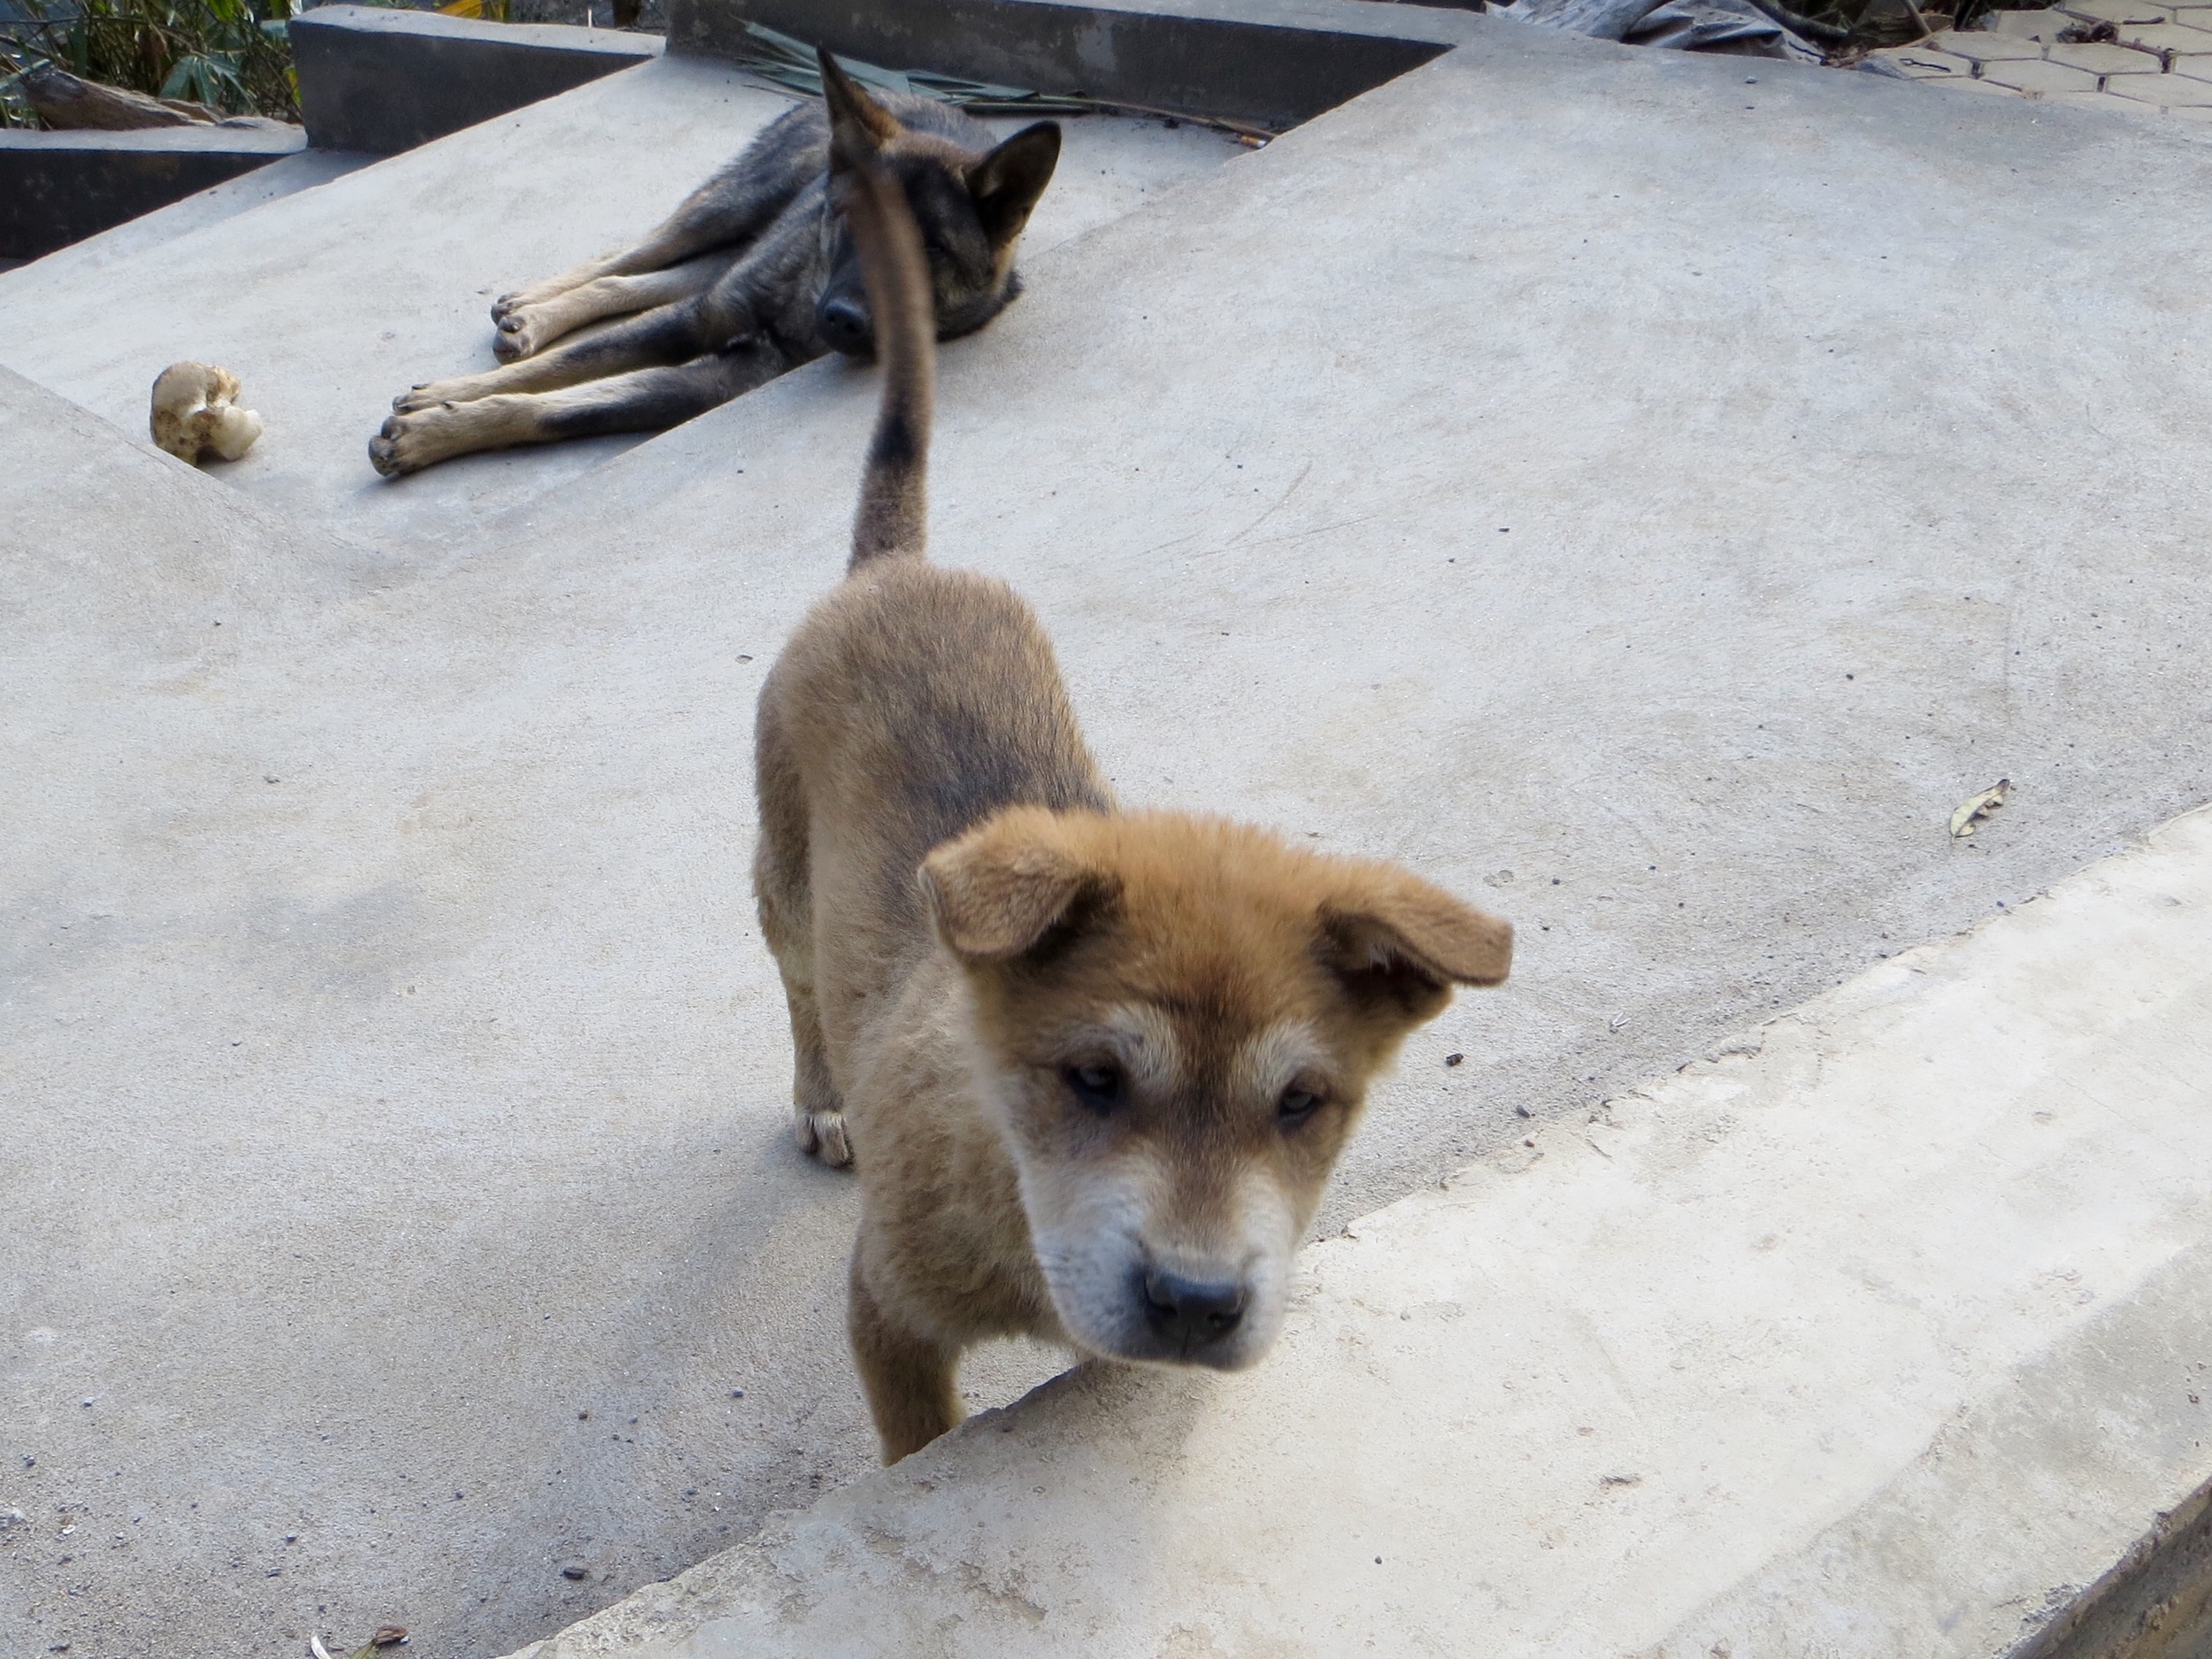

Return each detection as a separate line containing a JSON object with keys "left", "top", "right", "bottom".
{"left": 667, "top": 0, "right": 1474, "bottom": 130}
{"left": 292, "top": 4, "right": 661, "bottom": 153}
{"left": 0, "top": 125, "right": 304, "bottom": 260}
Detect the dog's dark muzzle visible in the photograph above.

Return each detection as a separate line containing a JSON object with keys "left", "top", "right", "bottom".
{"left": 815, "top": 292, "right": 873, "bottom": 356}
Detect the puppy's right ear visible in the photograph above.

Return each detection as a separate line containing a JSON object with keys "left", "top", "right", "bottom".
{"left": 919, "top": 812, "right": 1114, "bottom": 961}
{"left": 818, "top": 48, "right": 899, "bottom": 171}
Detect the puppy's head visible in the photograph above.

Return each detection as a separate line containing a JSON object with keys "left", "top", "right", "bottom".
{"left": 813, "top": 49, "right": 1060, "bottom": 357}
{"left": 920, "top": 809, "right": 1511, "bottom": 1371}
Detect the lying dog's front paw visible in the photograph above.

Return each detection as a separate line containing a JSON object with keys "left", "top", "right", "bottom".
{"left": 493, "top": 310, "right": 549, "bottom": 364}
{"left": 491, "top": 289, "right": 522, "bottom": 323}
{"left": 392, "top": 382, "right": 438, "bottom": 414}
{"left": 369, "top": 411, "right": 436, "bottom": 479}
{"left": 795, "top": 1107, "right": 854, "bottom": 1169}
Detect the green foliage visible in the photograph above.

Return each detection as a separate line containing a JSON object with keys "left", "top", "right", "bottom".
{"left": 0, "top": 0, "right": 302, "bottom": 127}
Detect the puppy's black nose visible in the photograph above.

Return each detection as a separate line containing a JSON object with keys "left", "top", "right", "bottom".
{"left": 816, "top": 295, "right": 872, "bottom": 355}
{"left": 1142, "top": 1268, "right": 1246, "bottom": 1348}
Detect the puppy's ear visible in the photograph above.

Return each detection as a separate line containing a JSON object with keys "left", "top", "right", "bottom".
{"left": 919, "top": 812, "right": 1113, "bottom": 961}
{"left": 967, "top": 121, "right": 1061, "bottom": 245}
{"left": 1319, "top": 871, "right": 1512, "bottom": 1021}
{"left": 818, "top": 48, "right": 900, "bottom": 171}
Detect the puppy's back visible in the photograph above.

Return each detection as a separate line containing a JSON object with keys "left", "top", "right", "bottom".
{"left": 757, "top": 143, "right": 1108, "bottom": 991}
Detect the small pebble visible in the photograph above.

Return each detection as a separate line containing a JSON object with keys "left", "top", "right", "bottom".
{"left": 730, "top": 1389, "right": 744, "bottom": 1399}
{"left": 1444, "top": 1053, "right": 1464, "bottom": 1067}
{"left": 561, "top": 1563, "right": 588, "bottom": 1580}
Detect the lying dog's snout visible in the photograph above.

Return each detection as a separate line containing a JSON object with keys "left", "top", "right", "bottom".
{"left": 1141, "top": 1266, "right": 1247, "bottom": 1350}
{"left": 816, "top": 294, "right": 873, "bottom": 355}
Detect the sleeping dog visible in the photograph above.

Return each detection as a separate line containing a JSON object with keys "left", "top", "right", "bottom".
{"left": 369, "top": 56, "right": 1059, "bottom": 477}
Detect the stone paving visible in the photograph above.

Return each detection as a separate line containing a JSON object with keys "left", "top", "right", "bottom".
{"left": 1866, "top": 0, "right": 2212, "bottom": 120}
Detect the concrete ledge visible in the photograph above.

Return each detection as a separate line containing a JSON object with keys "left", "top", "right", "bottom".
{"left": 495, "top": 804, "right": 2212, "bottom": 1657}
{"left": 292, "top": 4, "right": 662, "bottom": 153}
{"left": 667, "top": 0, "right": 1479, "bottom": 129}
{"left": 0, "top": 123, "right": 304, "bottom": 261}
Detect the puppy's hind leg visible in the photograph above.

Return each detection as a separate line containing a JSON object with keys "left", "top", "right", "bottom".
{"left": 849, "top": 1254, "right": 962, "bottom": 1463}
{"left": 753, "top": 695, "right": 848, "bottom": 1166}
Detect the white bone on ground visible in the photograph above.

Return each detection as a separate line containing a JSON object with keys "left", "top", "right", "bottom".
{"left": 149, "top": 360, "right": 264, "bottom": 464}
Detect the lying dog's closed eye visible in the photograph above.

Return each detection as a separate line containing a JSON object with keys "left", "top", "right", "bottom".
{"left": 754, "top": 77, "right": 1513, "bottom": 1464}
{"left": 368, "top": 58, "right": 1058, "bottom": 478}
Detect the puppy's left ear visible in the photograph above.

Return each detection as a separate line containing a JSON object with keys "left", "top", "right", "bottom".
{"left": 1320, "top": 870, "right": 1513, "bottom": 1021}
{"left": 919, "top": 808, "right": 1116, "bottom": 961}
{"left": 968, "top": 121, "right": 1061, "bottom": 245}
{"left": 819, "top": 48, "right": 900, "bottom": 171}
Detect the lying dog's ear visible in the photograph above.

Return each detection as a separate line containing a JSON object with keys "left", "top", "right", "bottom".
{"left": 967, "top": 121, "right": 1061, "bottom": 246}
{"left": 1319, "top": 871, "right": 1513, "bottom": 1021}
{"left": 818, "top": 47, "right": 901, "bottom": 169}
{"left": 919, "top": 811, "right": 1114, "bottom": 961}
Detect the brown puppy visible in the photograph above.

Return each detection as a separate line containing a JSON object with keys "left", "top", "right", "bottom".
{"left": 754, "top": 147, "right": 1514, "bottom": 1464}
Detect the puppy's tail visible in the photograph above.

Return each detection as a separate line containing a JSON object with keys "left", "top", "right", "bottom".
{"left": 841, "top": 142, "right": 934, "bottom": 571}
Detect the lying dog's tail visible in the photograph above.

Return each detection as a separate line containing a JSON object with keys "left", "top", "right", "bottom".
{"left": 841, "top": 140, "right": 934, "bottom": 571}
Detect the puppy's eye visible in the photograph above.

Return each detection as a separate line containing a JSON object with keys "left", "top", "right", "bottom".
{"left": 1064, "top": 1062, "right": 1124, "bottom": 1113}
{"left": 1278, "top": 1087, "right": 1325, "bottom": 1127}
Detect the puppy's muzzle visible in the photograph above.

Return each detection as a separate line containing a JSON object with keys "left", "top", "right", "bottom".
{"left": 816, "top": 293, "right": 873, "bottom": 356}
{"left": 1139, "top": 1265, "right": 1248, "bottom": 1354}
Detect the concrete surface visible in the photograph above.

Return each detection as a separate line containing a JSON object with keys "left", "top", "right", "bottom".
{"left": 2024, "top": 1478, "right": 2212, "bottom": 1658}
{"left": 292, "top": 6, "right": 662, "bottom": 155}
{"left": 673, "top": 0, "right": 1473, "bottom": 131}
{"left": 11, "top": 13, "right": 2212, "bottom": 1659}
{"left": 0, "top": 123, "right": 307, "bottom": 262}
{"left": 491, "top": 802, "right": 2212, "bottom": 1659}
{"left": 0, "top": 55, "right": 1236, "bottom": 552}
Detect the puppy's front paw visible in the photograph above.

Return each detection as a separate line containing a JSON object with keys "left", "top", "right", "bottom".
{"left": 795, "top": 1108, "right": 853, "bottom": 1169}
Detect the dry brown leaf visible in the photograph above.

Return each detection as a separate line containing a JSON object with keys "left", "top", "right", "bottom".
{"left": 1948, "top": 778, "right": 2011, "bottom": 838}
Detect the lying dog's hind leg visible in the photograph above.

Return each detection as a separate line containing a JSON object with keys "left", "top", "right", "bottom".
{"left": 754, "top": 701, "right": 849, "bottom": 1166}
{"left": 849, "top": 1255, "right": 962, "bottom": 1463}
{"left": 371, "top": 342, "right": 786, "bottom": 477}
{"left": 493, "top": 103, "right": 827, "bottom": 321}
{"left": 494, "top": 252, "right": 727, "bottom": 365}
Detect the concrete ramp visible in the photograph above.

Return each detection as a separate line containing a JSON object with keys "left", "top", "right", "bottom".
{"left": 0, "top": 56, "right": 1235, "bottom": 550}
